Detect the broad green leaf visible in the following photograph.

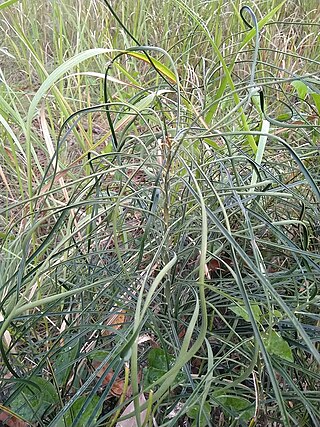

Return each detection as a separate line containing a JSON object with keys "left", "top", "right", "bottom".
{"left": 53, "top": 341, "right": 79, "bottom": 386}
{"left": 263, "top": 329, "right": 294, "bottom": 362}
{"left": 56, "top": 395, "right": 102, "bottom": 427}
{"left": 11, "top": 377, "right": 59, "bottom": 422}
{"left": 291, "top": 81, "right": 309, "bottom": 100}
{"left": 230, "top": 303, "right": 262, "bottom": 322}
{"left": 187, "top": 401, "right": 211, "bottom": 427}
{"left": 144, "top": 348, "right": 184, "bottom": 387}
{"left": 216, "top": 395, "right": 254, "bottom": 422}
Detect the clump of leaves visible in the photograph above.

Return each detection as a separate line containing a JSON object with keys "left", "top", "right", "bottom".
{"left": 0, "top": 1, "right": 319, "bottom": 427}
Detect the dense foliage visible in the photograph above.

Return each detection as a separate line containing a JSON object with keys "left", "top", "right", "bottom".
{"left": 0, "top": 1, "right": 319, "bottom": 426}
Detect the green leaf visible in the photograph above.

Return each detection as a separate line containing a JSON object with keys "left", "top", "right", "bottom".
{"left": 311, "top": 93, "right": 320, "bottom": 114}
{"left": 144, "top": 348, "right": 184, "bottom": 387}
{"left": 230, "top": 303, "right": 262, "bottom": 322}
{"left": 101, "top": 142, "right": 113, "bottom": 154}
{"left": 275, "top": 113, "right": 292, "bottom": 122}
{"left": 263, "top": 329, "right": 294, "bottom": 362}
{"left": 88, "top": 350, "right": 109, "bottom": 362}
{"left": 215, "top": 395, "right": 254, "bottom": 422}
{"left": 273, "top": 310, "right": 283, "bottom": 318}
{"left": 11, "top": 377, "right": 59, "bottom": 422}
{"left": 204, "top": 138, "right": 224, "bottom": 150}
{"left": 148, "top": 348, "right": 172, "bottom": 369}
{"left": 187, "top": 401, "right": 211, "bottom": 427}
{"left": 291, "top": 80, "right": 309, "bottom": 99}
{"left": 53, "top": 341, "right": 79, "bottom": 386}
{"left": 56, "top": 395, "right": 102, "bottom": 427}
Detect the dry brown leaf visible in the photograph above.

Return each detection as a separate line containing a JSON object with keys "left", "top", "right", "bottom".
{"left": 102, "top": 311, "right": 126, "bottom": 336}
{"left": 110, "top": 378, "right": 126, "bottom": 397}
{"left": 178, "top": 327, "right": 186, "bottom": 339}
{"left": 92, "top": 360, "right": 126, "bottom": 397}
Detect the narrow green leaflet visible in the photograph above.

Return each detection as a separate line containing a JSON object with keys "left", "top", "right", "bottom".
{"left": 56, "top": 395, "right": 102, "bottom": 427}
{"left": 112, "top": 91, "right": 163, "bottom": 133}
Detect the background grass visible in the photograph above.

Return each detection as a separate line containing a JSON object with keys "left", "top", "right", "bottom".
{"left": 0, "top": 0, "right": 319, "bottom": 426}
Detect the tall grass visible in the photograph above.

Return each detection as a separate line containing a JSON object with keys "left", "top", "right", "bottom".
{"left": 0, "top": 1, "right": 319, "bottom": 426}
